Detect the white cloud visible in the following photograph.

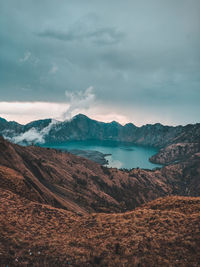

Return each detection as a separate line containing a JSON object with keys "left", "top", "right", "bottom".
{"left": 8, "top": 119, "right": 58, "bottom": 144}
{"left": 19, "top": 51, "right": 31, "bottom": 62}
{"left": 19, "top": 51, "right": 39, "bottom": 65}
{"left": 0, "top": 99, "right": 131, "bottom": 125}
{"left": 0, "top": 102, "right": 68, "bottom": 124}
{"left": 0, "top": 99, "right": 182, "bottom": 126}
{"left": 49, "top": 64, "right": 58, "bottom": 74}
{"left": 11, "top": 127, "right": 45, "bottom": 144}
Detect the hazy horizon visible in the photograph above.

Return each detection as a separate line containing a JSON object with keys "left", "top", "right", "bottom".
{"left": 1, "top": 0, "right": 200, "bottom": 126}
{"left": 1, "top": 109, "right": 199, "bottom": 128}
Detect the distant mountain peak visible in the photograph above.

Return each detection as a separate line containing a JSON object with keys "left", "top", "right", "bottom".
{"left": 124, "top": 122, "right": 136, "bottom": 128}
{"left": 1, "top": 114, "right": 200, "bottom": 148}
{"left": 0, "top": 117, "right": 7, "bottom": 123}
{"left": 110, "top": 120, "right": 121, "bottom": 126}
{"left": 72, "top": 114, "right": 90, "bottom": 120}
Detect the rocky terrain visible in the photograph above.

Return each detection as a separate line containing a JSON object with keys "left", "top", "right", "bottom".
{"left": 1, "top": 114, "right": 200, "bottom": 148}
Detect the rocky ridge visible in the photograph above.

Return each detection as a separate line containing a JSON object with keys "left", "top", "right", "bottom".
{"left": 1, "top": 114, "right": 200, "bottom": 148}
{"left": 150, "top": 143, "right": 200, "bottom": 165}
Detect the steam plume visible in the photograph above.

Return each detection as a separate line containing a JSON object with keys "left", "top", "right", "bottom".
{"left": 5, "top": 119, "right": 58, "bottom": 145}
{"left": 62, "top": 86, "right": 95, "bottom": 120}
{"left": 3, "top": 87, "right": 95, "bottom": 145}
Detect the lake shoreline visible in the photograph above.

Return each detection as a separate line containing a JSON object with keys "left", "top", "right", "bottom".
{"left": 68, "top": 149, "right": 111, "bottom": 165}
{"left": 40, "top": 140, "right": 162, "bottom": 169}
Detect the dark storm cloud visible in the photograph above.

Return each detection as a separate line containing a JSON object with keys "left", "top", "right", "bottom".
{"left": 37, "top": 27, "right": 125, "bottom": 45}
{"left": 0, "top": 0, "right": 200, "bottom": 125}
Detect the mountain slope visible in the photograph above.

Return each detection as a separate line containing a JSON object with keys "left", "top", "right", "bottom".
{"left": 150, "top": 143, "right": 200, "bottom": 164}
{"left": 0, "top": 137, "right": 200, "bottom": 214}
{"left": 0, "top": 137, "right": 200, "bottom": 266}
{"left": 1, "top": 189, "right": 200, "bottom": 266}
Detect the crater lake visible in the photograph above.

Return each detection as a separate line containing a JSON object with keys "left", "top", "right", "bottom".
{"left": 41, "top": 140, "right": 162, "bottom": 170}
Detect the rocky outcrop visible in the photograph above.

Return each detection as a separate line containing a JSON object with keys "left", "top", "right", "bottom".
{"left": 150, "top": 143, "right": 200, "bottom": 164}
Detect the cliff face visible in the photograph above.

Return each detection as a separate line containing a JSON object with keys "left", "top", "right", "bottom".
{"left": 1, "top": 114, "right": 200, "bottom": 147}
{"left": 0, "top": 137, "right": 200, "bottom": 214}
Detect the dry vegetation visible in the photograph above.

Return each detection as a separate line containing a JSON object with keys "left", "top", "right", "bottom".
{"left": 0, "top": 137, "right": 200, "bottom": 266}
{"left": 0, "top": 137, "right": 200, "bottom": 214}
{"left": 0, "top": 189, "right": 200, "bottom": 266}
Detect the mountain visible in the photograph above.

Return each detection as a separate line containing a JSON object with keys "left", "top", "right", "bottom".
{"left": 0, "top": 137, "right": 200, "bottom": 265}
{"left": 0, "top": 136, "right": 200, "bottom": 214}
{"left": 0, "top": 117, "right": 22, "bottom": 134}
{"left": 1, "top": 114, "right": 200, "bottom": 148}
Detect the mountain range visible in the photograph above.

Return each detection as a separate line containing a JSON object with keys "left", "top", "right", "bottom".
{"left": 1, "top": 114, "right": 200, "bottom": 166}
{"left": 1, "top": 114, "right": 200, "bottom": 148}
{"left": 0, "top": 115, "right": 200, "bottom": 265}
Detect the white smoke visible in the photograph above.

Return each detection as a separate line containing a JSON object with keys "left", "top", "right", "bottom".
{"left": 3, "top": 87, "right": 95, "bottom": 145}
{"left": 62, "top": 86, "right": 95, "bottom": 120}
{"left": 5, "top": 119, "right": 58, "bottom": 145}
{"left": 11, "top": 128, "right": 45, "bottom": 144}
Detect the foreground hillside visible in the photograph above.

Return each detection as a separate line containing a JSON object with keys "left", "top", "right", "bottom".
{"left": 0, "top": 137, "right": 200, "bottom": 266}
{"left": 0, "top": 137, "right": 200, "bottom": 214}
{"left": 1, "top": 189, "right": 200, "bottom": 266}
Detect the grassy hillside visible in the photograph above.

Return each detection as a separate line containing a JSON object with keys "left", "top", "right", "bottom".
{"left": 1, "top": 189, "right": 200, "bottom": 266}
{"left": 0, "top": 137, "right": 200, "bottom": 266}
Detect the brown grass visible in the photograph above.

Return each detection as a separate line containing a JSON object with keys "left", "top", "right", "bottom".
{"left": 0, "top": 137, "right": 200, "bottom": 266}
{"left": 0, "top": 188, "right": 200, "bottom": 266}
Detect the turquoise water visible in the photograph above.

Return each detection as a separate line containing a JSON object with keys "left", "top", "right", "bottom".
{"left": 41, "top": 140, "right": 162, "bottom": 170}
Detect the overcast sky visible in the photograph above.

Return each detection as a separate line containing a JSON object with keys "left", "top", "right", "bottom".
{"left": 0, "top": 0, "right": 200, "bottom": 125}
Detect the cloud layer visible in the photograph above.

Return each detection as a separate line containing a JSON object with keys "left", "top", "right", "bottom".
{"left": 0, "top": 0, "right": 199, "bottom": 125}
{"left": 37, "top": 26, "right": 124, "bottom": 45}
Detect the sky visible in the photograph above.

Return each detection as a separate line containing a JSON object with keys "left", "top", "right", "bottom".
{"left": 0, "top": 0, "right": 200, "bottom": 126}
